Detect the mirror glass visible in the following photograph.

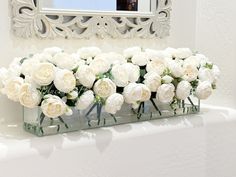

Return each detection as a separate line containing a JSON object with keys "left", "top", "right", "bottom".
{"left": 40, "top": 0, "right": 153, "bottom": 13}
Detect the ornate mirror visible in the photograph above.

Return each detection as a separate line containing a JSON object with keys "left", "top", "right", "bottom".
{"left": 11, "top": 0, "right": 171, "bottom": 39}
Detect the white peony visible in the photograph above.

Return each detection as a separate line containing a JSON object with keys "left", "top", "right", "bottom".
{"left": 3, "top": 77, "right": 24, "bottom": 102}
{"left": 54, "top": 69, "right": 76, "bottom": 93}
{"left": 176, "top": 81, "right": 192, "bottom": 100}
{"left": 146, "top": 59, "right": 167, "bottom": 75}
{"left": 77, "top": 47, "right": 102, "bottom": 59}
{"left": 123, "top": 46, "right": 142, "bottom": 59}
{"left": 76, "top": 90, "right": 95, "bottom": 110}
{"left": 131, "top": 52, "right": 149, "bottom": 66}
{"left": 19, "top": 83, "right": 41, "bottom": 108}
{"left": 75, "top": 65, "right": 96, "bottom": 88}
{"left": 105, "top": 93, "right": 124, "bottom": 114}
{"left": 89, "top": 57, "right": 110, "bottom": 75}
{"left": 173, "top": 48, "right": 192, "bottom": 59}
{"left": 41, "top": 95, "right": 67, "bottom": 118}
{"left": 21, "top": 58, "right": 40, "bottom": 76}
{"left": 67, "top": 90, "right": 78, "bottom": 100}
{"left": 156, "top": 84, "right": 175, "bottom": 103}
{"left": 182, "top": 64, "right": 199, "bottom": 82}
{"left": 144, "top": 72, "right": 161, "bottom": 92}
{"left": 123, "top": 63, "right": 140, "bottom": 83}
{"left": 123, "top": 83, "right": 151, "bottom": 104}
{"left": 168, "top": 60, "right": 184, "bottom": 78}
{"left": 52, "top": 52, "right": 78, "bottom": 70}
{"left": 32, "top": 63, "right": 55, "bottom": 86}
{"left": 111, "top": 64, "right": 129, "bottom": 87}
{"left": 195, "top": 54, "right": 210, "bottom": 67}
{"left": 94, "top": 78, "right": 116, "bottom": 98}
{"left": 162, "top": 75, "right": 173, "bottom": 84}
{"left": 43, "top": 47, "right": 63, "bottom": 56}
{"left": 196, "top": 81, "right": 213, "bottom": 100}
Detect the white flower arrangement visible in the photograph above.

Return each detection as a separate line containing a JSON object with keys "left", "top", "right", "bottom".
{"left": 0, "top": 47, "right": 220, "bottom": 120}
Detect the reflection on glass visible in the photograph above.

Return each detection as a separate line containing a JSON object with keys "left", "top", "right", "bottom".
{"left": 40, "top": 0, "right": 151, "bottom": 12}
{"left": 117, "top": 0, "right": 138, "bottom": 11}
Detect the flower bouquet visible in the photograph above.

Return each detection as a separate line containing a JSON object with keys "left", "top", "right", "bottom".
{"left": 0, "top": 47, "right": 220, "bottom": 136}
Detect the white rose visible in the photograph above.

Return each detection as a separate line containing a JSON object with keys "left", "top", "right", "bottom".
{"left": 105, "top": 93, "right": 124, "bottom": 114}
{"left": 32, "top": 53, "right": 53, "bottom": 63}
{"left": 76, "top": 90, "right": 95, "bottom": 110}
{"left": 162, "top": 75, "right": 173, "bottom": 84}
{"left": 164, "top": 47, "right": 178, "bottom": 58}
{"left": 8, "top": 57, "right": 22, "bottom": 77}
{"left": 0, "top": 68, "right": 9, "bottom": 94}
{"left": 196, "top": 81, "right": 212, "bottom": 100}
{"left": 111, "top": 64, "right": 129, "bottom": 87}
{"left": 54, "top": 69, "right": 76, "bottom": 93}
{"left": 3, "top": 77, "right": 24, "bottom": 102}
{"left": 146, "top": 59, "right": 167, "bottom": 75}
{"left": 52, "top": 53, "right": 78, "bottom": 70}
{"left": 131, "top": 52, "right": 149, "bottom": 66}
{"left": 96, "top": 52, "right": 127, "bottom": 65}
{"left": 21, "top": 58, "right": 40, "bottom": 76}
{"left": 77, "top": 47, "right": 102, "bottom": 59}
{"left": 144, "top": 72, "right": 161, "bottom": 92}
{"left": 43, "top": 47, "right": 63, "bottom": 56}
{"left": 75, "top": 65, "right": 96, "bottom": 88}
{"left": 123, "top": 63, "right": 140, "bottom": 83}
{"left": 123, "top": 46, "right": 142, "bottom": 59}
{"left": 168, "top": 60, "right": 184, "bottom": 78}
{"left": 94, "top": 78, "right": 116, "bottom": 98}
{"left": 198, "top": 68, "right": 214, "bottom": 83}
{"left": 172, "top": 48, "right": 192, "bottom": 59}
{"left": 212, "top": 65, "right": 220, "bottom": 84}
{"left": 32, "top": 63, "right": 55, "bottom": 86}
{"left": 182, "top": 64, "right": 199, "bottom": 82}
{"left": 184, "top": 56, "right": 201, "bottom": 68}
{"left": 176, "top": 81, "right": 192, "bottom": 100}
{"left": 195, "top": 54, "right": 210, "bottom": 67}
{"left": 123, "top": 83, "right": 151, "bottom": 104}
{"left": 89, "top": 57, "right": 110, "bottom": 75}
{"left": 156, "top": 84, "right": 175, "bottom": 103}
{"left": 19, "top": 83, "right": 41, "bottom": 108}
{"left": 41, "top": 95, "right": 67, "bottom": 118}
{"left": 145, "top": 49, "right": 172, "bottom": 61}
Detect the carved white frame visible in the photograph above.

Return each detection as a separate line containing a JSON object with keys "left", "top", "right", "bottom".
{"left": 11, "top": 0, "right": 171, "bottom": 39}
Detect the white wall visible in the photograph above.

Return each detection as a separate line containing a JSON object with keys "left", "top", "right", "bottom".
{"left": 195, "top": 0, "right": 236, "bottom": 108}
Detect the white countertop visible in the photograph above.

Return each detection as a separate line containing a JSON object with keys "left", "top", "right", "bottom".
{"left": 1, "top": 104, "right": 236, "bottom": 177}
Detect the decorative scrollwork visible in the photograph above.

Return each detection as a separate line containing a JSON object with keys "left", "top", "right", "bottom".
{"left": 11, "top": 0, "right": 171, "bottom": 39}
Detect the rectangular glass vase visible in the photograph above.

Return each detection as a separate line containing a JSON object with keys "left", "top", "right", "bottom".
{"left": 23, "top": 97, "right": 200, "bottom": 136}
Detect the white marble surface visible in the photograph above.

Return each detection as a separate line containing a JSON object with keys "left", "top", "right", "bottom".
{"left": 1, "top": 104, "right": 236, "bottom": 177}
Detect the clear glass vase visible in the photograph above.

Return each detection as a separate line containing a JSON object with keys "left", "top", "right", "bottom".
{"left": 23, "top": 96, "right": 200, "bottom": 136}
